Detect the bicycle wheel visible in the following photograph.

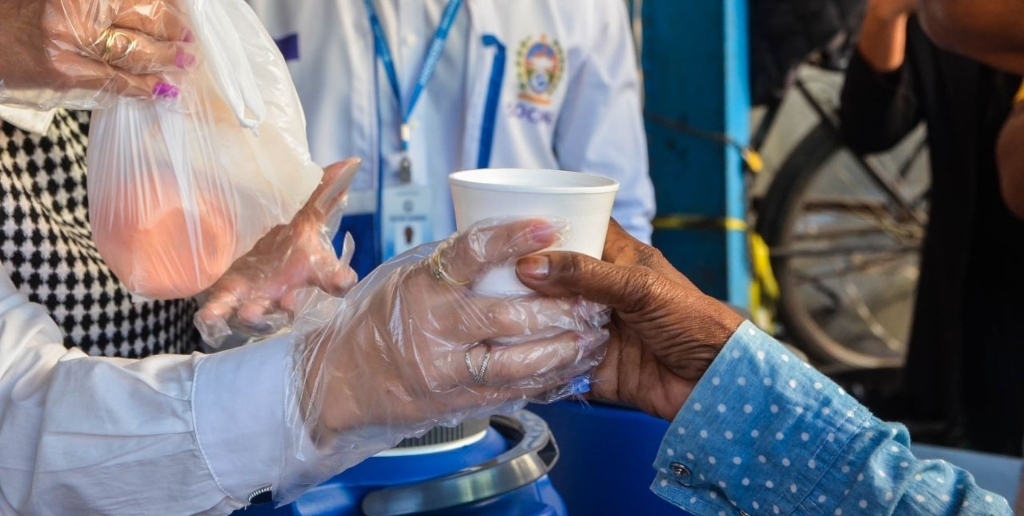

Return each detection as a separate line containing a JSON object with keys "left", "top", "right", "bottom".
{"left": 756, "top": 122, "right": 929, "bottom": 369}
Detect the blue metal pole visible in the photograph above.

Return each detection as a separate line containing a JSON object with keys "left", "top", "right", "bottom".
{"left": 642, "top": 0, "right": 751, "bottom": 307}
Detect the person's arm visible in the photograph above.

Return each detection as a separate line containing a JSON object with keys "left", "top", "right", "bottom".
{"left": 839, "top": 0, "right": 922, "bottom": 155}
{"left": 651, "top": 324, "right": 1010, "bottom": 515}
{"left": 517, "top": 220, "right": 1012, "bottom": 515}
{"left": 0, "top": 218, "right": 606, "bottom": 513}
{"left": 997, "top": 99, "right": 1024, "bottom": 220}
{"left": 0, "top": 270, "right": 300, "bottom": 514}
{"left": 917, "top": 0, "right": 1024, "bottom": 76}
{"left": 553, "top": 0, "right": 655, "bottom": 244}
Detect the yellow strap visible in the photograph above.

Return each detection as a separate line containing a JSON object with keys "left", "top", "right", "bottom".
{"left": 749, "top": 232, "right": 779, "bottom": 301}
{"left": 1015, "top": 80, "right": 1024, "bottom": 104}
{"left": 742, "top": 148, "right": 765, "bottom": 174}
{"left": 749, "top": 232, "right": 780, "bottom": 332}
{"left": 652, "top": 216, "right": 779, "bottom": 331}
{"left": 653, "top": 214, "right": 748, "bottom": 232}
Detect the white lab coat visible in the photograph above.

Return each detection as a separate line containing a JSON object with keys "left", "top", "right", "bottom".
{"left": 248, "top": 0, "right": 655, "bottom": 247}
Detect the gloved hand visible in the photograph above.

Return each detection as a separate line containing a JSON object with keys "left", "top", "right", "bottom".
{"left": 0, "top": 0, "right": 194, "bottom": 108}
{"left": 282, "top": 218, "right": 609, "bottom": 500}
{"left": 194, "top": 159, "right": 361, "bottom": 347}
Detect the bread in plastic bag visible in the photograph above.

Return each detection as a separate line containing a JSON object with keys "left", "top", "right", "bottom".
{"left": 86, "top": 0, "right": 322, "bottom": 299}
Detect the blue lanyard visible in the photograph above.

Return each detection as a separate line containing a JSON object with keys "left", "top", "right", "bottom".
{"left": 363, "top": 0, "right": 464, "bottom": 159}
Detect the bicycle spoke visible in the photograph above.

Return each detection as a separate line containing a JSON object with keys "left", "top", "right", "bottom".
{"left": 898, "top": 137, "right": 928, "bottom": 181}
{"left": 771, "top": 243, "right": 919, "bottom": 259}
{"left": 789, "top": 270, "right": 842, "bottom": 312}
{"left": 787, "top": 252, "right": 916, "bottom": 280}
{"left": 789, "top": 224, "right": 919, "bottom": 242}
{"left": 795, "top": 197, "right": 926, "bottom": 237}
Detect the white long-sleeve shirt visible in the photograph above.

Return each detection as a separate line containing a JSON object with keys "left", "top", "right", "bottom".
{"left": 0, "top": 269, "right": 298, "bottom": 515}
{"left": 248, "top": 0, "right": 656, "bottom": 244}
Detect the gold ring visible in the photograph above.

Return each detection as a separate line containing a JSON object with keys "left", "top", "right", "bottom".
{"left": 430, "top": 243, "right": 471, "bottom": 288}
{"left": 96, "top": 28, "right": 138, "bottom": 66}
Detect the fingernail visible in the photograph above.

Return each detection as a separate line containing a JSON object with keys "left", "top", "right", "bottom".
{"left": 527, "top": 222, "right": 561, "bottom": 244}
{"left": 182, "top": 29, "right": 193, "bottom": 43}
{"left": 153, "top": 82, "right": 179, "bottom": 99}
{"left": 518, "top": 255, "right": 550, "bottom": 279}
{"left": 176, "top": 50, "right": 196, "bottom": 69}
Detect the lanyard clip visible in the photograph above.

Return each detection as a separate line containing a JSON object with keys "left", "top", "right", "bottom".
{"left": 399, "top": 123, "right": 412, "bottom": 182}
{"left": 400, "top": 123, "right": 412, "bottom": 147}
{"left": 399, "top": 153, "right": 412, "bottom": 183}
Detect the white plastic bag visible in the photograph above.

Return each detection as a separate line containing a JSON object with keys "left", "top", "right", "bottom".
{"left": 86, "top": 0, "right": 322, "bottom": 300}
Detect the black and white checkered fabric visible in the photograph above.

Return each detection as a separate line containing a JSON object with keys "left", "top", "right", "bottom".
{"left": 0, "top": 110, "right": 199, "bottom": 358}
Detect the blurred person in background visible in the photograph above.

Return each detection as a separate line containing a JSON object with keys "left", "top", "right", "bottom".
{"left": 915, "top": 0, "right": 1024, "bottom": 76}
{"left": 916, "top": 0, "right": 1024, "bottom": 221}
{"left": 246, "top": 0, "right": 656, "bottom": 276}
{"left": 839, "top": 0, "right": 1024, "bottom": 456}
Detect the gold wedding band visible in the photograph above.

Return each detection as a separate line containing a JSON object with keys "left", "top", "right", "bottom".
{"left": 430, "top": 244, "right": 471, "bottom": 288}
{"left": 96, "top": 28, "right": 138, "bottom": 66}
{"left": 465, "top": 345, "right": 492, "bottom": 386}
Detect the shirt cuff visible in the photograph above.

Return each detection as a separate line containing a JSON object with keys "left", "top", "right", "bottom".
{"left": 193, "top": 335, "right": 297, "bottom": 503}
{"left": 649, "top": 321, "right": 872, "bottom": 515}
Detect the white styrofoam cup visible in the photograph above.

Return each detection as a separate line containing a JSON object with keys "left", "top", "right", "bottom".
{"left": 449, "top": 168, "right": 619, "bottom": 296}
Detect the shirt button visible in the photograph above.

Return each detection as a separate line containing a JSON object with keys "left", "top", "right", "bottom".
{"left": 670, "top": 462, "right": 691, "bottom": 477}
{"left": 403, "top": 34, "right": 416, "bottom": 46}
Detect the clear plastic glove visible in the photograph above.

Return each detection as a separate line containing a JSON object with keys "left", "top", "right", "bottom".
{"left": 85, "top": 0, "right": 324, "bottom": 300}
{"left": 0, "top": 0, "right": 194, "bottom": 108}
{"left": 278, "top": 218, "right": 610, "bottom": 501}
{"left": 194, "top": 159, "right": 361, "bottom": 347}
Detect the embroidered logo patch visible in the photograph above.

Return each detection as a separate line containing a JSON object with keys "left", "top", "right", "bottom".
{"left": 516, "top": 35, "right": 565, "bottom": 105}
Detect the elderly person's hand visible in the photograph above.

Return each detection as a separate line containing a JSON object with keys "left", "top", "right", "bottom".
{"left": 0, "top": 0, "right": 194, "bottom": 107}
{"left": 288, "top": 218, "right": 608, "bottom": 491}
{"left": 194, "top": 159, "right": 361, "bottom": 347}
{"left": 516, "top": 220, "right": 744, "bottom": 421}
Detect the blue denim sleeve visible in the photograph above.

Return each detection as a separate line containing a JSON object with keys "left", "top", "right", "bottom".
{"left": 649, "top": 321, "right": 1012, "bottom": 516}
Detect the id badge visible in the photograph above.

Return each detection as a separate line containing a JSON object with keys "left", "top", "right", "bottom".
{"left": 381, "top": 185, "right": 434, "bottom": 261}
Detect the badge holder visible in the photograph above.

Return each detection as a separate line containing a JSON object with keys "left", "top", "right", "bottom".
{"left": 381, "top": 152, "right": 433, "bottom": 261}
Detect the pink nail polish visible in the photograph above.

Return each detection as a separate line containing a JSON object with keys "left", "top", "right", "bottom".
{"left": 153, "top": 82, "right": 179, "bottom": 99}
{"left": 175, "top": 50, "right": 196, "bottom": 69}
{"left": 182, "top": 29, "right": 193, "bottom": 43}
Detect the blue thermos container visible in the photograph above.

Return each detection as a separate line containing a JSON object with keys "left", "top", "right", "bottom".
{"left": 234, "top": 411, "right": 565, "bottom": 516}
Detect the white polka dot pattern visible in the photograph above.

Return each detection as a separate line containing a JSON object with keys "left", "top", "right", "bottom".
{"left": 648, "top": 322, "right": 1011, "bottom": 516}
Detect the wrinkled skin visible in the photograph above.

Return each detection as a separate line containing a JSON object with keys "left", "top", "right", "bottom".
{"left": 518, "top": 220, "right": 745, "bottom": 421}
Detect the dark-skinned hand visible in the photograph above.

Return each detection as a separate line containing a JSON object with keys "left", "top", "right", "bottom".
{"left": 516, "top": 219, "right": 745, "bottom": 421}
